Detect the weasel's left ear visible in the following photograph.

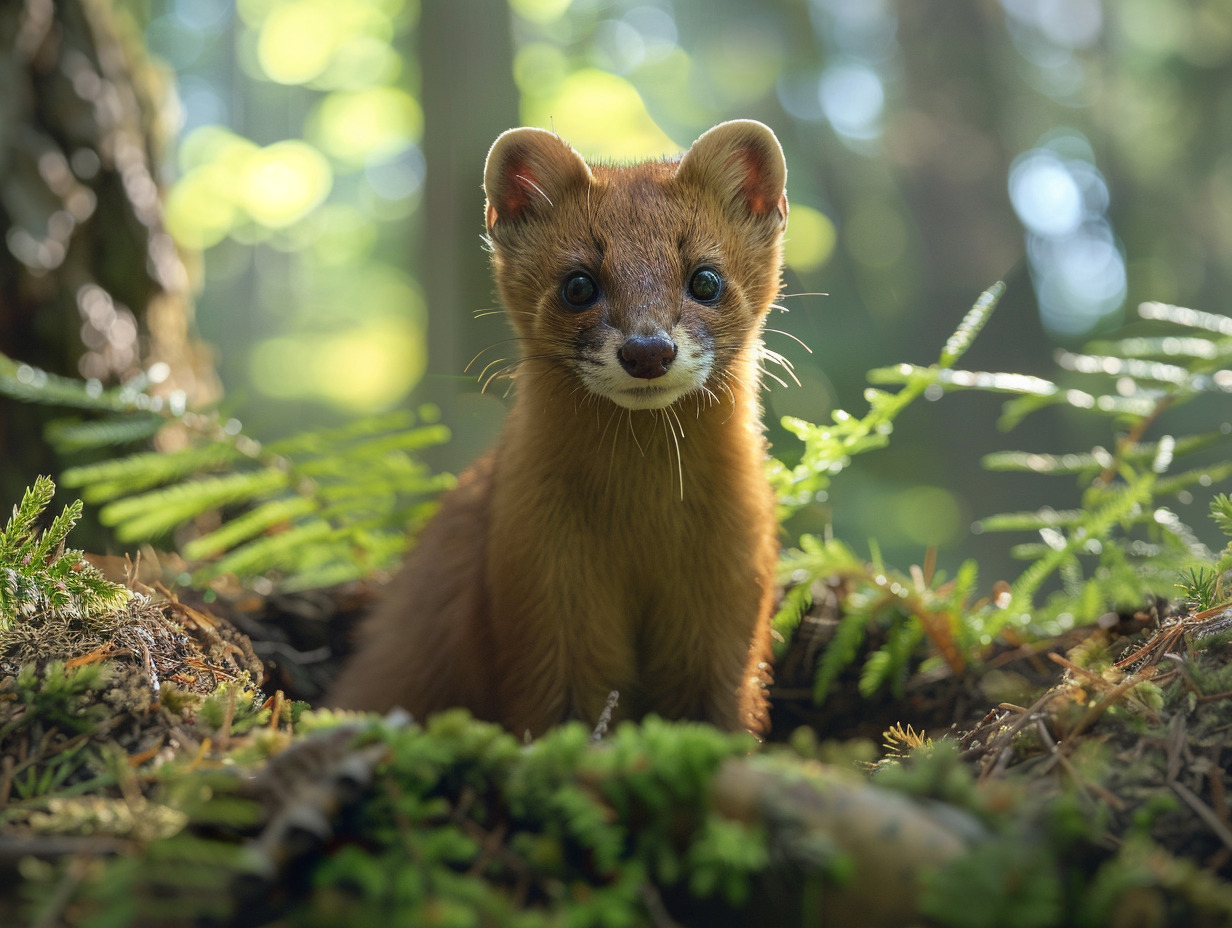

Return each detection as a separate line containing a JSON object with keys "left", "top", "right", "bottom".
{"left": 675, "top": 120, "right": 788, "bottom": 225}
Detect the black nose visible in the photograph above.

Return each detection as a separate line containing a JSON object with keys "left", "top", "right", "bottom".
{"left": 618, "top": 333, "right": 677, "bottom": 379}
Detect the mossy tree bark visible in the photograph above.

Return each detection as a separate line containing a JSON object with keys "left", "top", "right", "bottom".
{"left": 0, "top": 0, "right": 215, "bottom": 533}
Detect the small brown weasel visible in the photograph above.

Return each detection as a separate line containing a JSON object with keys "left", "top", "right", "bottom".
{"left": 329, "top": 120, "right": 788, "bottom": 736}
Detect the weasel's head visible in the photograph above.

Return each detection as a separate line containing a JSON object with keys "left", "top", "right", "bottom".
{"left": 482, "top": 120, "right": 788, "bottom": 411}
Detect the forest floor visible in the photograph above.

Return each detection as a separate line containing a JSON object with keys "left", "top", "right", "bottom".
{"left": 3, "top": 564, "right": 1232, "bottom": 926}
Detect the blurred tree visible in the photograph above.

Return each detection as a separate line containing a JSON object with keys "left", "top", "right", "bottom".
{"left": 419, "top": 0, "right": 517, "bottom": 440}
{"left": 0, "top": 0, "right": 216, "bottom": 519}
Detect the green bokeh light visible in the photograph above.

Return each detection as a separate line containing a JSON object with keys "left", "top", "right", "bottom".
{"left": 164, "top": 130, "right": 333, "bottom": 245}
{"left": 889, "top": 486, "right": 965, "bottom": 547}
{"left": 241, "top": 141, "right": 333, "bottom": 228}
{"left": 309, "top": 87, "right": 423, "bottom": 165}
{"left": 783, "top": 204, "right": 837, "bottom": 274}
{"left": 521, "top": 68, "right": 678, "bottom": 158}
{"left": 509, "top": 0, "right": 574, "bottom": 26}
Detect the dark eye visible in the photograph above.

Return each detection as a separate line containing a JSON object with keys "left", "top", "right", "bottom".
{"left": 688, "top": 268, "right": 723, "bottom": 303}
{"left": 561, "top": 273, "right": 599, "bottom": 309}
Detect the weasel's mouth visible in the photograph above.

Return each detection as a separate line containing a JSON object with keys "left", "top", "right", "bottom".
{"left": 606, "top": 382, "right": 689, "bottom": 410}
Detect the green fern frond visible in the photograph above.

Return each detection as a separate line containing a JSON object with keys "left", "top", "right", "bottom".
{"left": 939, "top": 281, "right": 1004, "bottom": 365}
{"left": 1006, "top": 474, "right": 1158, "bottom": 618}
{"left": 0, "top": 355, "right": 151, "bottom": 412}
{"left": 1210, "top": 493, "right": 1232, "bottom": 538}
{"left": 4, "top": 346, "right": 453, "bottom": 590}
{"left": 777, "top": 292, "right": 1232, "bottom": 705}
{"left": 99, "top": 470, "right": 292, "bottom": 541}
{"left": 1082, "top": 334, "right": 1225, "bottom": 361}
{"left": 181, "top": 497, "right": 319, "bottom": 560}
{"left": 1178, "top": 566, "right": 1219, "bottom": 611}
{"left": 773, "top": 283, "right": 1006, "bottom": 517}
{"left": 1139, "top": 300, "right": 1232, "bottom": 335}
{"left": 1154, "top": 461, "right": 1232, "bottom": 497}
{"left": 45, "top": 414, "right": 166, "bottom": 452}
{"left": 770, "top": 582, "right": 815, "bottom": 655}
{"left": 200, "top": 519, "right": 337, "bottom": 579}
{"left": 62, "top": 445, "right": 245, "bottom": 503}
{"left": 858, "top": 648, "right": 892, "bottom": 699}
{"left": 0, "top": 476, "right": 56, "bottom": 561}
{"left": 977, "top": 508, "right": 1087, "bottom": 533}
{"left": 812, "top": 609, "right": 868, "bottom": 704}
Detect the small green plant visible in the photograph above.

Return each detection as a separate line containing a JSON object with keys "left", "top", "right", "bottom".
{"left": 0, "top": 475, "right": 130, "bottom": 630}
{"left": 771, "top": 285, "right": 1003, "bottom": 698}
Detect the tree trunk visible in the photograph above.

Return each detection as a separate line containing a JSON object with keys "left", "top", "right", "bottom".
{"left": 418, "top": 0, "right": 519, "bottom": 468}
{"left": 0, "top": 0, "right": 216, "bottom": 520}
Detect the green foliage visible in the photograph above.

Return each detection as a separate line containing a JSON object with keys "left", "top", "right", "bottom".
{"left": 969, "top": 301, "right": 1232, "bottom": 631}
{"left": 0, "top": 662, "right": 118, "bottom": 804}
{"left": 1177, "top": 565, "right": 1220, "bottom": 611}
{"left": 924, "top": 833, "right": 1064, "bottom": 928}
{"left": 0, "top": 476, "right": 131, "bottom": 628}
{"left": 63, "top": 712, "right": 769, "bottom": 927}
{"left": 776, "top": 292, "right": 1232, "bottom": 707}
{"left": 1, "top": 353, "right": 452, "bottom": 591}
{"left": 770, "top": 282, "right": 1004, "bottom": 518}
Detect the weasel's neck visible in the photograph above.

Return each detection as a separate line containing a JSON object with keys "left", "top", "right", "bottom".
{"left": 496, "top": 355, "right": 765, "bottom": 505}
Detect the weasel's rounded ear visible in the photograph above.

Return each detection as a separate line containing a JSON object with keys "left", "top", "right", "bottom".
{"left": 675, "top": 120, "right": 788, "bottom": 224}
{"left": 483, "top": 127, "right": 593, "bottom": 232}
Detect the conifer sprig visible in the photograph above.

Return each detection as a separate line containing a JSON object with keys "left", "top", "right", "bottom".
{"left": 0, "top": 476, "right": 131, "bottom": 630}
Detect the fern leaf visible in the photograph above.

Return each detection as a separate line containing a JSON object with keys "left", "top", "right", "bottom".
{"left": 1082, "top": 335, "right": 1222, "bottom": 361}
{"left": 981, "top": 451, "right": 1102, "bottom": 476}
{"left": 101, "top": 471, "right": 291, "bottom": 541}
{"left": 1155, "top": 461, "right": 1232, "bottom": 498}
{"left": 62, "top": 445, "right": 244, "bottom": 502}
{"left": 858, "top": 648, "right": 892, "bottom": 698}
{"left": 1007, "top": 475, "right": 1157, "bottom": 621}
{"left": 1211, "top": 493, "right": 1232, "bottom": 538}
{"left": 977, "top": 508, "right": 1086, "bottom": 533}
{"left": 1139, "top": 300, "right": 1232, "bottom": 335}
{"left": 770, "top": 582, "right": 814, "bottom": 655}
{"left": 812, "top": 609, "right": 868, "bottom": 704}
{"left": 181, "top": 497, "right": 319, "bottom": 561}
{"left": 262, "top": 408, "right": 425, "bottom": 454}
{"left": 196, "top": 519, "right": 337, "bottom": 580}
{"left": 940, "top": 281, "right": 1004, "bottom": 366}
{"left": 0, "top": 478, "right": 131, "bottom": 626}
{"left": 292, "top": 425, "right": 450, "bottom": 470}
{"left": 1055, "top": 350, "right": 1196, "bottom": 388}
{"left": 869, "top": 366, "right": 1060, "bottom": 398}
{"left": 0, "top": 355, "right": 139, "bottom": 411}
{"left": 26, "top": 498, "right": 84, "bottom": 564}
{"left": 46, "top": 414, "right": 165, "bottom": 452}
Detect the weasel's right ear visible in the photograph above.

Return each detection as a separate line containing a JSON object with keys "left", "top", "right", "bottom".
{"left": 483, "top": 128, "right": 593, "bottom": 232}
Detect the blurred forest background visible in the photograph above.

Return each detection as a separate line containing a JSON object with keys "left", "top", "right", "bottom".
{"left": 4, "top": 0, "right": 1232, "bottom": 584}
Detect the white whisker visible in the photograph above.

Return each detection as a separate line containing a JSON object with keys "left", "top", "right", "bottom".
{"left": 627, "top": 408, "right": 646, "bottom": 457}
{"left": 764, "top": 327, "right": 813, "bottom": 353}
{"left": 667, "top": 405, "right": 686, "bottom": 502}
